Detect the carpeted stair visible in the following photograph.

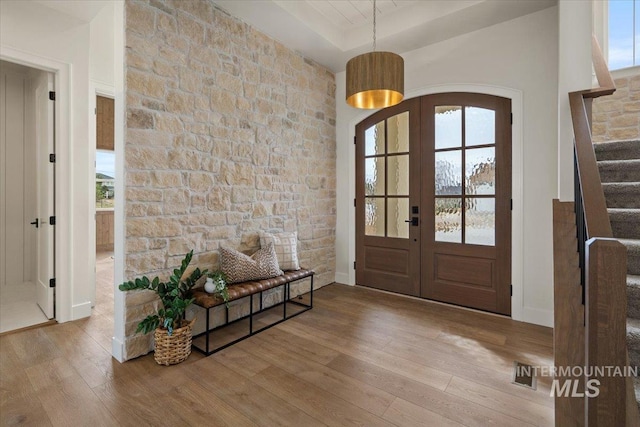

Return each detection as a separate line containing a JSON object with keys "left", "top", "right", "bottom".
{"left": 594, "top": 139, "right": 640, "bottom": 406}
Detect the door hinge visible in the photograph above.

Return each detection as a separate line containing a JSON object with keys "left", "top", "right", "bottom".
{"left": 354, "top": 136, "right": 356, "bottom": 145}
{"left": 49, "top": 153, "right": 56, "bottom": 163}
{"left": 50, "top": 278, "right": 56, "bottom": 288}
{"left": 510, "top": 113, "right": 513, "bottom": 125}
{"left": 353, "top": 261, "right": 356, "bottom": 270}
{"left": 49, "top": 216, "right": 56, "bottom": 225}
{"left": 510, "top": 285, "right": 513, "bottom": 296}
{"left": 354, "top": 198, "right": 356, "bottom": 207}
{"left": 49, "top": 91, "right": 56, "bottom": 101}
{"left": 510, "top": 199, "right": 513, "bottom": 210}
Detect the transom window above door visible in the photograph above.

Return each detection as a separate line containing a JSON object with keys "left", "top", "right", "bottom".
{"left": 434, "top": 106, "right": 496, "bottom": 246}
{"left": 364, "top": 111, "right": 410, "bottom": 239}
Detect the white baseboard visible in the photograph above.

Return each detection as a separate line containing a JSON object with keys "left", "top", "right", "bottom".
{"left": 111, "top": 336, "right": 124, "bottom": 363}
{"left": 520, "top": 306, "right": 554, "bottom": 328}
{"left": 71, "top": 301, "right": 92, "bottom": 320}
{"left": 334, "top": 272, "right": 352, "bottom": 285}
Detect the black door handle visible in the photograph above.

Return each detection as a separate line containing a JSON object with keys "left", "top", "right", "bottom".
{"left": 30, "top": 219, "right": 39, "bottom": 228}
{"left": 404, "top": 218, "right": 419, "bottom": 226}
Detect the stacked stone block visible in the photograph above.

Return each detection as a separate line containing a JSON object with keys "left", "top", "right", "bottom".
{"left": 593, "top": 73, "right": 640, "bottom": 143}
{"left": 123, "top": 0, "right": 336, "bottom": 359}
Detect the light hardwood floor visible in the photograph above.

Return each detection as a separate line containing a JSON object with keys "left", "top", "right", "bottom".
{"left": 1, "top": 280, "right": 554, "bottom": 426}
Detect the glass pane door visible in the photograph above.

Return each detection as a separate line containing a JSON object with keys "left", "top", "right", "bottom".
{"left": 434, "top": 106, "right": 496, "bottom": 246}
{"left": 364, "top": 111, "right": 410, "bottom": 239}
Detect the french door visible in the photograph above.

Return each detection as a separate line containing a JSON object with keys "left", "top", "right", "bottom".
{"left": 355, "top": 99, "right": 421, "bottom": 296}
{"left": 355, "top": 93, "right": 512, "bottom": 315}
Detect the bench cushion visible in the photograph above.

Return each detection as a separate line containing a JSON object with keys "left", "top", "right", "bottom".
{"left": 192, "top": 268, "right": 314, "bottom": 309}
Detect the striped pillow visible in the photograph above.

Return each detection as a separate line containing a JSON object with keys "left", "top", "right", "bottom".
{"left": 220, "top": 243, "right": 283, "bottom": 284}
{"left": 259, "top": 231, "right": 300, "bottom": 271}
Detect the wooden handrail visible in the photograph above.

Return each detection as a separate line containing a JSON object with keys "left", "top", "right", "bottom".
{"left": 587, "top": 35, "right": 616, "bottom": 97}
{"left": 569, "top": 92, "right": 612, "bottom": 238}
{"left": 569, "top": 34, "right": 615, "bottom": 239}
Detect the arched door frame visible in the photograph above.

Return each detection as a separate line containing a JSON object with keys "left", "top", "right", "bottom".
{"left": 347, "top": 83, "right": 526, "bottom": 323}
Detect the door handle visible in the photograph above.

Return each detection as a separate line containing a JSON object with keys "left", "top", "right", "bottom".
{"left": 30, "top": 219, "right": 39, "bottom": 228}
{"left": 404, "top": 217, "right": 419, "bottom": 226}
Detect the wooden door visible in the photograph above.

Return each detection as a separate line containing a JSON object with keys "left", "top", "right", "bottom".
{"left": 421, "top": 93, "right": 511, "bottom": 314}
{"left": 355, "top": 99, "right": 421, "bottom": 296}
{"left": 96, "top": 96, "right": 114, "bottom": 150}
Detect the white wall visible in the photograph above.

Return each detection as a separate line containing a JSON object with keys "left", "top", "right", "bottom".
{"left": 336, "top": 6, "right": 559, "bottom": 327}
{"left": 557, "top": 1, "right": 593, "bottom": 201}
{"left": 1, "top": 1, "right": 93, "bottom": 321}
{"left": 90, "top": 5, "right": 115, "bottom": 88}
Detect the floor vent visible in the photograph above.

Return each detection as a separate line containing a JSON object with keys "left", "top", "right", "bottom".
{"left": 512, "top": 361, "right": 537, "bottom": 390}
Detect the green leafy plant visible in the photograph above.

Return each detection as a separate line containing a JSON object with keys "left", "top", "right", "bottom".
{"left": 118, "top": 250, "right": 206, "bottom": 335}
{"left": 207, "top": 270, "right": 230, "bottom": 305}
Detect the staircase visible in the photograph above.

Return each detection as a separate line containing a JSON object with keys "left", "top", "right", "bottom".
{"left": 594, "top": 139, "right": 640, "bottom": 407}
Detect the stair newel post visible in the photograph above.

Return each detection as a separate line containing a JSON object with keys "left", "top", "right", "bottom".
{"left": 585, "top": 237, "right": 628, "bottom": 426}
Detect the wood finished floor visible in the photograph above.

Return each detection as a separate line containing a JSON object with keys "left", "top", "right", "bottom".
{"left": 0, "top": 282, "right": 554, "bottom": 426}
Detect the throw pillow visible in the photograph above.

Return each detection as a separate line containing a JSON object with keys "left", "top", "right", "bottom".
{"left": 259, "top": 231, "right": 300, "bottom": 271}
{"left": 220, "top": 243, "right": 283, "bottom": 284}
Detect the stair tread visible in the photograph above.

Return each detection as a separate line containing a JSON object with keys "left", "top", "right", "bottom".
{"left": 595, "top": 139, "right": 640, "bottom": 148}
{"left": 602, "top": 182, "right": 640, "bottom": 188}
{"left": 609, "top": 208, "right": 640, "bottom": 213}
{"left": 594, "top": 139, "right": 640, "bottom": 161}
{"left": 598, "top": 159, "right": 640, "bottom": 166}
{"left": 597, "top": 158, "right": 640, "bottom": 182}
{"left": 603, "top": 182, "right": 640, "bottom": 208}
{"left": 618, "top": 238, "right": 640, "bottom": 247}
{"left": 609, "top": 209, "right": 640, "bottom": 240}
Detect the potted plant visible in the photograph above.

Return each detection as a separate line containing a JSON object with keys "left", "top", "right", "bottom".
{"left": 118, "top": 250, "right": 205, "bottom": 365}
{"left": 204, "top": 270, "right": 230, "bottom": 305}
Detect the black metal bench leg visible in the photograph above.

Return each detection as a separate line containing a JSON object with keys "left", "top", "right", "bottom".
{"left": 283, "top": 283, "right": 288, "bottom": 319}
{"left": 205, "top": 306, "right": 210, "bottom": 354}
{"left": 249, "top": 293, "right": 253, "bottom": 335}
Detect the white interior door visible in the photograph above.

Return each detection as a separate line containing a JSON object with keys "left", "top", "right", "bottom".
{"left": 35, "top": 72, "right": 54, "bottom": 319}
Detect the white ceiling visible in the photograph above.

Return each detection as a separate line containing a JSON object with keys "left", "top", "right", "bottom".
{"left": 22, "top": 0, "right": 557, "bottom": 74}
{"left": 213, "top": 0, "right": 557, "bottom": 72}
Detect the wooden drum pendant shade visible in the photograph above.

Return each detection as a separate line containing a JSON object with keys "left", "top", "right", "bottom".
{"left": 346, "top": 51, "right": 404, "bottom": 109}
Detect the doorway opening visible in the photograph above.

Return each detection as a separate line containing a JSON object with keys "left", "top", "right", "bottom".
{"left": 355, "top": 92, "right": 512, "bottom": 315}
{"left": 0, "top": 60, "right": 56, "bottom": 333}
{"left": 91, "top": 94, "right": 116, "bottom": 350}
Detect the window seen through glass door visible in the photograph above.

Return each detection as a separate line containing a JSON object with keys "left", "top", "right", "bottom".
{"left": 364, "top": 112, "right": 410, "bottom": 238}
{"left": 434, "top": 106, "right": 496, "bottom": 245}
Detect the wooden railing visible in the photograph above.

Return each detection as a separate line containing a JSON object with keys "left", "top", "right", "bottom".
{"left": 556, "top": 35, "right": 639, "bottom": 426}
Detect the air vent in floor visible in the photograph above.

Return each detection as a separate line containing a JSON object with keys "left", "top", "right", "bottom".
{"left": 512, "top": 361, "right": 537, "bottom": 390}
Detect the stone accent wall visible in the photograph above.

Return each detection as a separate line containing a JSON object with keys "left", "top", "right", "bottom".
{"left": 592, "top": 72, "right": 640, "bottom": 143}
{"left": 123, "top": 0, "right": 336, "bottom": 360}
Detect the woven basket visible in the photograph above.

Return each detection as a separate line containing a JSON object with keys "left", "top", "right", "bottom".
{"left": 153, "top": 318, "right": 195, "bottom": 366}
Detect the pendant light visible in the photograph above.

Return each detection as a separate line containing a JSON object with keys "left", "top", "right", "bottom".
{"left": 345, "top": 0, "right": 404, "bottom": 109}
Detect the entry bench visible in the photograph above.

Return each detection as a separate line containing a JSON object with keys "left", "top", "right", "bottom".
{"left": 190, "top": 269, "right": 314, "bottom": 356}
